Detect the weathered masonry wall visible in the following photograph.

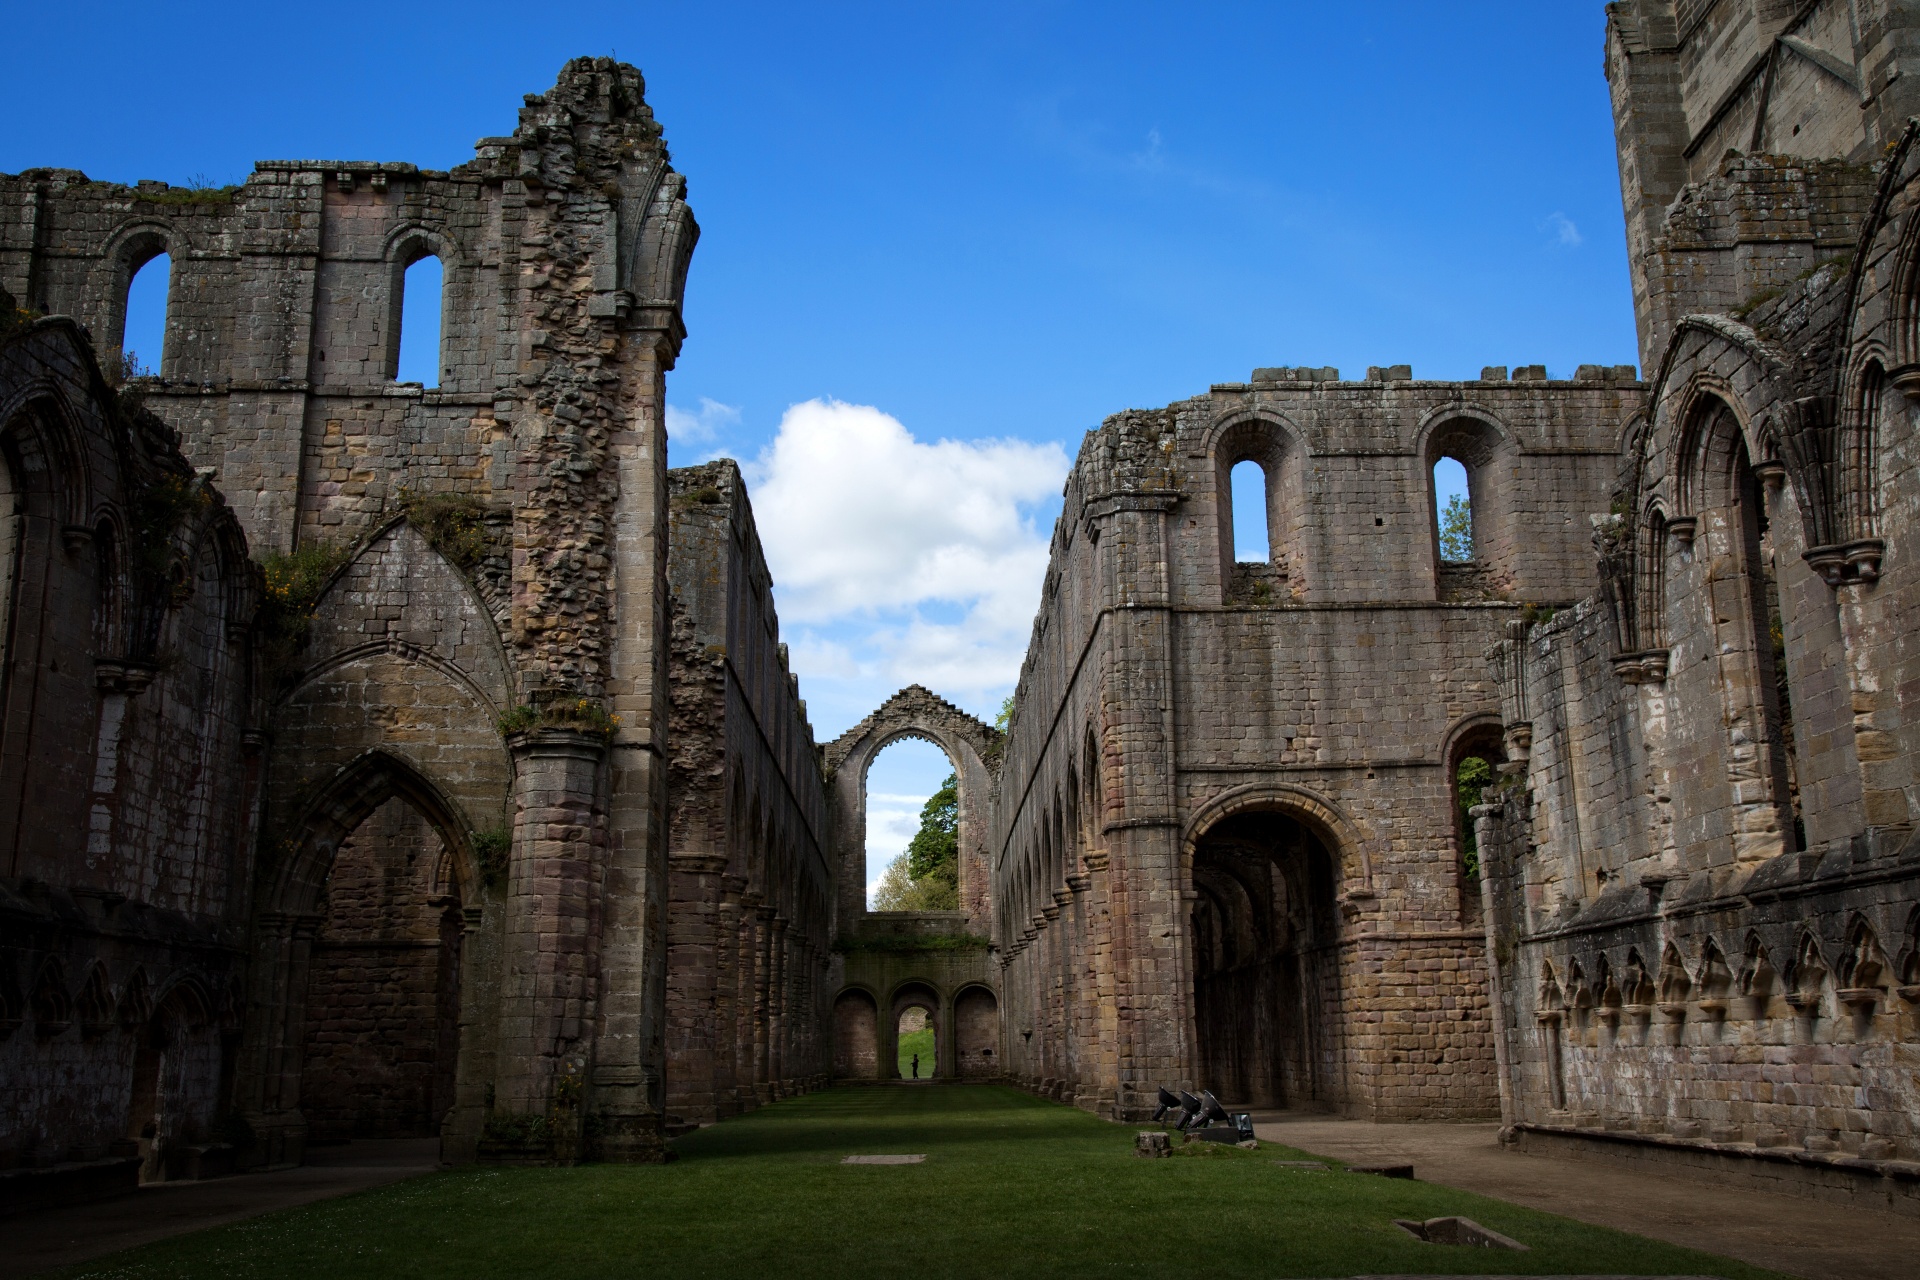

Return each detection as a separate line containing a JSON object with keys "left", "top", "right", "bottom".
{"left": 1484, "top": 107, "right": 1920, "bottom": 1193}
{"left": 663, "top": 461, "right": 833, "bottom": 1129}
{"left": 0, "top": 312, "right": 260, "bottom": 1199}
{"left": 2, "top": 58, "right": 702, "bottom": 1172}
{"left": 1453, "top": 1, "right": 1920, "bottom": 1205}
{"left": 1605, "top": 0, "right": 1920, "bottom": 367}
{"left": 992, "top": 370, "right": 1632, "bottom": 1120}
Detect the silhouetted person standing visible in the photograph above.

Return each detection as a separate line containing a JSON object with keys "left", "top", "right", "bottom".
{"left": 911, "top": 1053, "right": 920, "bottom": 1079}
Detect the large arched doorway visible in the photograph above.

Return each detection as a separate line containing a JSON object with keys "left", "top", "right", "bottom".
{"left": 1189, "top": 810, "right": 1341, "bottom": 1108}
{"left": 301, "top": 795, "right": 466, "bottom": 1139}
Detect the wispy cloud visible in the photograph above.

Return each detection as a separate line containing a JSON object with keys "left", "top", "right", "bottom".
{"left": 1543, "top": 211, "right": 1582, "bottom": 248}
{"left": 665, "top": 396, "right": 741, "bottom": 458}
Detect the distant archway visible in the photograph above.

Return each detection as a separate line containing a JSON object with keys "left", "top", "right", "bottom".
{"left": 890, "top": 982, "right": 941, "bottom": 1080}
{"left": 824, "top": 686, "right": 1002, "bottom": 931}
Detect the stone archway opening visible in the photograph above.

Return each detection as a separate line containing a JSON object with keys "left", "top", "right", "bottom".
{"left": 891, "top": 983, "right": 940, "bottom": 1081}
{"left": 897, "top": 1006, "right": 935, "bottom": 1079}
{"left": 1190, "top": 809, "right": 1341, "bottom": 1109}
{"left": 300, "top": 795, "right": 466, "bottom": 1140}
{"left": 864, "top": 736, "right": 960, "bottom": 912}
{"left": 954, "top": 985, "right": 1000, "bottom": 1078}
{"left": 832, "top": 988, "right": 879, "bottom": 1080}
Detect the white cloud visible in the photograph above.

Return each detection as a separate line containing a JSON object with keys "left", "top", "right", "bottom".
{"left": 745, "top": 399, "right": 1069, "bottom": 707}
{"left": 1543, "top": 211, "right": 1582, "bottom": 247}
{"left": 665, "top": 396, "right": 741, "bottom": 446}
{"left": 864, "top": 792, "right": 928, "bottom": 905}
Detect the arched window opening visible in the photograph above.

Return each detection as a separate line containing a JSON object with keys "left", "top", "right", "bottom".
{"left": 1688, "top": 396, "right": 1803, "bottom": 858}
{"left": 123, "top": 252, "right": 171, "bottom": 377}
{"left": 897, "top": 1006, "right": 934, "bottom": 1079}
{"left": 1447, "top": 727, "right": 1504, "bottom": 922}
{"left": 1229, "top": 460, "right": 1270, "bottom": 562}
{"left": 866, "top": 737, "right": 959, "bottom": 911}
{"left": 394, "top": 254, "right": 444, "bottom": 387}
{"left": 1434, "top": 456, "right": 1471, "bottom": 562}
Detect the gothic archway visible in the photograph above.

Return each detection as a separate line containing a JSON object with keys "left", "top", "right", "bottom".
{"left": 1187, "top": 807, "right": 1343, "bottom": 1109}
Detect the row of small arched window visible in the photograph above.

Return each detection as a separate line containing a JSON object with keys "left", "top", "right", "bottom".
{"left": 122, "top": 248, "right": 445, "bottom": 386}
{"left": 1227, "top": 456, "right": 1476, "bottom": 564}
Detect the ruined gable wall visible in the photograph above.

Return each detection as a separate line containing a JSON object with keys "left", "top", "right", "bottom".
{"left": 0, "top": 59, "right": 701, "bottom": 1168}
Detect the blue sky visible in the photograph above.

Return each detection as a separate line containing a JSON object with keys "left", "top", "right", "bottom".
{"left": 11, "top": 2, "right": 1639, "bottom": 899}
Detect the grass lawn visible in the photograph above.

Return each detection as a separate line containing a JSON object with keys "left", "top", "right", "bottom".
{"left": 897, "top": 1027, "right": 934, "bottom": 1078}
{"left": 54, "top": 1084, "right": 1783, "bottom": 1280}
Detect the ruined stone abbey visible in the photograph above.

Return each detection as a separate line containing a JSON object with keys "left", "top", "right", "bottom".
{"left": 5, "top": 0, "right": 1920, "bottom": 1213}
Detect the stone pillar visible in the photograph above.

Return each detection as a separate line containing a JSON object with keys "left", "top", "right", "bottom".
{"left": 750, "top": 902, "right": 773, "bottom": 1102}
{"left": 442, "top": 903, "right": 500, "bottom": 1164}
{"left": 492, "top": 729, "right": 611, "bottom": 1157}
{"left": 768, "top": 916, "right": 788, "bottom": 1095}
{"left": 664, "top": 852, "right": 727, "bottom": 1128}
{"left": 713, "top": 877, "right": 743, "bottom": 1117}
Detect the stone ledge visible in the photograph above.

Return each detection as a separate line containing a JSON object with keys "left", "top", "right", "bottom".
{"left": 1511, "top": 1122, "right": 1920, "bottom": 1214}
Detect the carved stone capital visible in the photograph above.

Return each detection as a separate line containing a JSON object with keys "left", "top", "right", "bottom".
{"left": 1888, "top": 361, "right": 1920, "bottom": 400}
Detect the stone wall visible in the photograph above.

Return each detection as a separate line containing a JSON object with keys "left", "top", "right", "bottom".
{"left": 663, "top": 461, "right": 832, "bottom": 1129}
{"left": 0, "top": 313, "right": 259, "bottom": 1191}
{"left": 2, "top": 58, "right": 704, "bottom": 1170}
{"left": 990, "top": 372, "right": 1631, "bottom": 1120}
{"left": 1470, "top": 0, "right": 1920, "bottom": 1194}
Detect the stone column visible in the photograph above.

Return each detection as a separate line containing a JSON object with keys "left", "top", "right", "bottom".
{"left": 767, "top": 916, "right": 788, "bottom": 1096}
{"left": 442, "top": 903, "right": 500, "bottom": 1164}
{"left": 713, "top": 877, "right": 744, "bottom": 1117}
{"left": 234, "top": 910, "right": 319, "bottom": 1170}
{"left": 664, "top": 852, "right": 727, "bottom": 1128}
{"left": 492, "top": 728, "right": 612, "bottom": 1157}
{"left": 749, "top": 901, "right": 773, "bottom": 1103}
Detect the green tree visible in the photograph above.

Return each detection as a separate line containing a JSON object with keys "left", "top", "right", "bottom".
{"left": 1456, "top": 754, "right": 1493, "bottom": 878}
{"left": 994, "top": 695, "right": 1014, "bottom": 731}
{"left": 874, "top": 773, "right": 959, "bottom": 910}
{"left": 1438, "top": 493, "right": 1473, "bottom": 562}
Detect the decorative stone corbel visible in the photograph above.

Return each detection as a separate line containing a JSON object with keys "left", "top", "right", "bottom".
{"left": 1665, "top": 516, "right": 1697, "bottom": 548}
{"left": 94, "top": 659, "right": 158, "bottom": 695}
{"left": 1888, "top": 362, "right": 1920, "bottom": 400}
{"left": 1843, "top": 538, "right": 1885, "bottom": 583}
